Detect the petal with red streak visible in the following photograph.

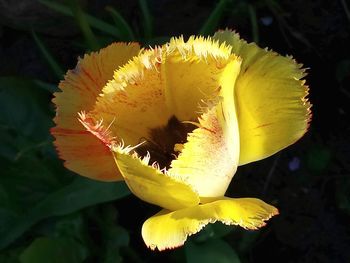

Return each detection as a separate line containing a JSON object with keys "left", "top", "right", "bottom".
{"left": 52, "top": 42, "right": 140, "bottom": 181}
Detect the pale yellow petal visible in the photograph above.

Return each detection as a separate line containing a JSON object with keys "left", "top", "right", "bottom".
{"left": 162, "top": 36, "right": 234, "bottom": 121}
{"left": 53, "top": 42, "right": 140, "bottom": 130}
{"left": 88, "top": 37, "right": 236, "bottom": 147}
{"left": 88, "top": 48, "right": 172, "bottom": 146}
{"left": 142, "top": 197, "right": 278, "bottom": 250}
{"left": 169, "top": 57, "right": 241, "bottom": 198}
{"left": 52, "top": 42, "right": 140, "bottom": 181}
{"left": 213, "top": 30, "right": 311, "bottom": 165}
{"left": 112, "top": 145, "right": 199, "bottom": 211}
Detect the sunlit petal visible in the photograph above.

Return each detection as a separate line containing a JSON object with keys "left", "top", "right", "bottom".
{"left": 52, "top": 43, "right": 140, "bottom": 181}
{"left": 112, "top": 144, "right": 200, "bottom": 211}
{"left": 142, "top": 197, "right": 278, "bottom": 250}
{"left": 169, "top": 57, "right": 241, "bottom": 197}
{"left": 214, "top": 30, "right": 311, "bottom": 165}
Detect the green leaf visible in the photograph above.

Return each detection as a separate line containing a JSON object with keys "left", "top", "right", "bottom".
{"left": 248, "top": 4, "right": 259, "bottom": 43}
{"left": 53, "top": 213, "right": 88, "bottom": 244}
{"left": 0, "top": 178, "right": 130, "bottom": 249}
{"left": 307, "top": 146, "right": 331, "bottom": 172}
{"left": 38, "top": 0, "right": 121, "bottom": 38}
{"left": 194, "top": 223, "right": 233, "bottom": 242}
{"left": 237, "top": 231, "right": 260, "bottom": 253}
{"left": 35, "top": 178, "right": 129, "bottom": 218}
{"left": 143, "top": 36, "right": 171, "bottom": 46}
{"left": 336, "top": 59, "right": 350, "bottom": 82}
{"left": 67, "top": 0, "right": 100, "bottom": 50}
{"left": 80, "top": 205, "right": 132, "bottom": 263}
{"left": 1, "top": 156, "right": 63, "bottom": 210}
{"left": 336, "top": 177, "right": 350, "bottom": 215}
{"left": 105, "top": 6, "right": 135, "bottom": 41}
{"left": 0, "top": 129, "right": 18, "bottom": 161}
{"left": 0, "top": 76, "right": 130, "bottom": 250}
{"left": 33, "top": 79, "right": 59, "bottom": 93}
{"left": 0, "top": 246, "right": 24, "bottom": 263}
{"left": 102, "top": 226, "right": 129, "bottom": 263}
{"left": 0, "top": 76, "right": 53, "bottom": 144}
{"left": 199, "top": 0, "right": 229, "bottom": 36}
{"left": 29, "top": 213, "right": 92, "bottom": 259}
{"left": 138, "top": 0, "right": 153, "bottom": 39}
{"left": 32, "top": 31, "right": 64, "bottom": 79}
{"left": 19, "top": 237, "right": 87, "bottom": 263}
{"left": 186, "top": 239, "right": 241, "bottom": 263}
{"left": 98, "top": 205, "right": 129, "bottom": 263}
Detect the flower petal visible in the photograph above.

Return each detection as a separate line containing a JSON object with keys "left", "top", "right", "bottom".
{"left": 142, "top": 197, "right": 278, "bottom": 250}
{"left": 162, "top": 36, "right": 233, "bottom": 121}
{"left": 89, "top": 48, "right": 173, "bottom": 146}
{"left": 112, "top": 145, "right": 199, "bottom": 211}
{"left": 169, "top": 58, "right": 242, "bottom": 198}
{"left": 213, "top": 30, "right": 311, "bottom": 165}
{"left": 88, "top": 36, "right": 236, "bottom": 147}
{"left": 51, "top": 43, "right": 140, "bottom": 181}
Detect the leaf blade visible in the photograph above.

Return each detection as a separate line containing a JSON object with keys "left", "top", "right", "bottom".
{"left": 0, "top": 178, "right": 130, "bottom": 249}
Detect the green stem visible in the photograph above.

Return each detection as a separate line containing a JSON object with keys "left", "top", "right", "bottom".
{"left": 67, "top": 0, "right": 100, "bottom": 50}
{"left": 248, "top": 4, "right": 259, "bottom": 43}
{"left": 31, "top": 31, "right": 64, "bottom": 79}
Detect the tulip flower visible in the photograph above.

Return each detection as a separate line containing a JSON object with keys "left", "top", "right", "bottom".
{"left": 51, "top": 30, "right": 311, "bottom": 250}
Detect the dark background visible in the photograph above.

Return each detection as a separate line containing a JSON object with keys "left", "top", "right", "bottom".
{"left": 0, "top": 0, "right": 350, "bottom": 262}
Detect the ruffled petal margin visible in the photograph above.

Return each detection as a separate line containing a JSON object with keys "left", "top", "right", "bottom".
{"left": 89, "top": 48, "right": 172, "bottom": 146}
{"left": 51, "top": 42, "right": 140, "bottom": 181}
{"left": 213, "top": 30, "right": 312, "bottom": 165}
{"left": 88, "top": 36, "right": 237, "bottom": 146}
{"left": 142, "top": 197, "right": 278, "bottom": 250}
{"left": 112, "top": 144, "right": 199, "bottom": 211}
{"left": 162, "top": 36, "right": 233, "bottom": 121}
{"left": 169, "top": 56, "right": 241, "bottom": 197}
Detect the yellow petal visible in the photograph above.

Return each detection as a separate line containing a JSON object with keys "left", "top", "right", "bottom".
{"left": 51, "top": 42, "right": 140, "bottom": 181}
{"left": 112, "top": 145, "right": 199, "bottom": 211}
{"left": 168, "top": 57, "right": 241, "bottom": 198}
{"left": 142, "top": 197, "right": 278, "bottom": 250}
{"left": 89, "top": 48, "right": 173, "bottom": 146}
{"left": 162, "top": 36, "right": 233, "bottom": 121}
{"left": 88, "top": 36, "right": 236, "bottom": 147}
{"left": 213, "top": 30, "right": 311, "bottom": 165}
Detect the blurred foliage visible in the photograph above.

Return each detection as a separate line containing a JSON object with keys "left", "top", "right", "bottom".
{"left": 0, "top": 0, "right": 350, "bottom": 262}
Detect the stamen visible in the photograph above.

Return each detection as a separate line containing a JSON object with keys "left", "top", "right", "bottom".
{"left": 135, "top": 116, "right": 196, "bottom": 170}
{"left": 78, "top": 111, "right": 117, "bottom": 147}
{"left": 181, "top": 121, "right": 202, "bottom": 128}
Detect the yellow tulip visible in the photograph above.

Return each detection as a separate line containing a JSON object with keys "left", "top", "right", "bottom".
{"left": 51, "top": 30, "right": 311, "bottom": 250}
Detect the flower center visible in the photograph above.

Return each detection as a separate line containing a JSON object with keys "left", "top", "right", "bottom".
{"left": 135, "top": 116, "right": 195, "bottom": 169}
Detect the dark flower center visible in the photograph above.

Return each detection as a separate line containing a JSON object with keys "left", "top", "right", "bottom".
{"left": 135, "top": 116, "right": 195, "bottom": 169}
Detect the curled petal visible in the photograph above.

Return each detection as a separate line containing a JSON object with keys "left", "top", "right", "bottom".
{"left": 90, "top": 48, "right": 172, "bottom": 146}
{"left": 89, "top": 36, "right": 237, "bottom": 147}
{"left": 112, "top": 145, "right": 199, "bottom": 211}
{"left": 214, "top": 30, "right": 312, "bottom": 165}
{"left": 169, "top": 58, "right": 242, "bottom": 197}
{"left": 142, "top": 197, "right": 278, "bottom": 251}
{"left": 51, "top": 42, "right": 140, "bottom": 181}
{"left": 162, "top": 36, "right": 234, "bottom": 121}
